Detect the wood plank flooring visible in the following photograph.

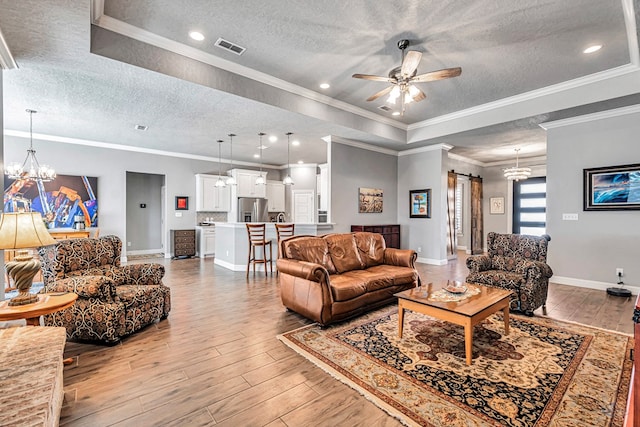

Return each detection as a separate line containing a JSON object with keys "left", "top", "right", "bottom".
{"left": 60, "top": 252, "right": 636, "bottom": 426}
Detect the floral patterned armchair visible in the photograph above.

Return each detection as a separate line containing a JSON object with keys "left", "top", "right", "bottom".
{"left": 38, "top": 235, "right": 171, "bottom": 344}
{"left": 466, "top": 232, "right": 552, "bottom": 316}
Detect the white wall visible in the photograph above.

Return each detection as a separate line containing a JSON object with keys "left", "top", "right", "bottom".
{"left": 546, "top": 109, "right": 640, "bottom": 291}
{"left": 330, "top": 142, "right": 398, "bottom": 234}
{"left": 397, "top": 147, "right": 448, "bottom": 263}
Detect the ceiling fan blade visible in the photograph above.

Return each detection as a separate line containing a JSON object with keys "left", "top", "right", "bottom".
{"left": 412, "top": 67, "right": 462, "bottom": 83}
{"left": 411, "top": 86, "right": 426, "bottom": 102}
{"left": 352, "top": 73, "right": 393, "bottom": 82}
{"left": 366, "top": 85, "right": 394, "bottom": 102}
{"left": 400, "top": 51, "right": 422, "bottom": 77}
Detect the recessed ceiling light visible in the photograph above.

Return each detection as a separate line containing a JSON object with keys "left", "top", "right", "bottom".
{"left": 292, "top": 140, "right": 300, "bottom": 146}
{"left": 392, "top": 112, "right": 401, "bottom": 116}
{"left": 189, "top": 31, "right": 205, "bottom": 41}
{"left": 134, "top": 124, "right": 148, "bottom": 131}
{"left": 319, "top": 83, "right": 330, "bottom": 89}
{"left": 583, "top": 44, "right": 602, "bottom": 54}
{"left": 268, "top": 135, "right": 277, "bottom": 143}
{"left": 297, "top": 160, "right": 304, "bottom": 164}
{"left": 253, "top": 154, "right": 260, "bottom": 158}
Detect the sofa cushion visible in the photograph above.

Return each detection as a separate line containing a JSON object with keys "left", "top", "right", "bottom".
{"left": 354, "top": 232, "right": 385, "bottom": 268}
{"left": 366, "top": 265, "right": 418, "bottom": 286}
{"left": 284, "top": 236, "right": 336, "bottom": 274}
{"left": 467, "top": 270, "right": 524, "bottom": 290}
{"left": 329, "top": 272, "right": 367, "bottom": 301}
{"left": 115, "top": 284, "right": 164, "bottom": 309}
{"left": 326, "top": 234, "right": 364, "bottom": 273}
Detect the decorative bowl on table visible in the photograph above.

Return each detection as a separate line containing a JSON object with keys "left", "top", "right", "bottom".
{"left": 445, "top": 280, "right": 467, "bottom": 294}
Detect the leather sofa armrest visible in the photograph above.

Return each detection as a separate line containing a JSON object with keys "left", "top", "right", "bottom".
{"left": 466, "top": 255, "right": 491, "bottom": 273}
{"left": 44, "top": 276, "right": 117, "bottom": 301}
{"left": 120, "top": 264, "right": 165, "bottom": 285}
{"left": 383, "top": 249, "right": 417, "bottom": 268}
{"left": 276, "top": 259, "right": 329, "bottom": 282}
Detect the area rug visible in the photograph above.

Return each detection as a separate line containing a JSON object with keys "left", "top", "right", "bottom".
{"left": 278, "top": 308, "right": 632, "bottom": 427}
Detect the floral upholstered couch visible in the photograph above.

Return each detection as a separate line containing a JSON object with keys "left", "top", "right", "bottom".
{"left": 466, "top": 232, "right": 552, "bottom": 316}
{"left": 38, "top": 235, "right": 171, "bottom": 344}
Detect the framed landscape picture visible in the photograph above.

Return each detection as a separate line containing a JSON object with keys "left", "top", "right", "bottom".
{"left": 584, "top": 163, "right": 640, "bottom": 211}
{"left": 358, "top": 187, "right": 383, "bottom": 213}
{"left": 409, "top": 189, "right": 431, "bottom": 218}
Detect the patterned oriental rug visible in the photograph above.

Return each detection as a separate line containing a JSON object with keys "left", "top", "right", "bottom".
{"left": 278, "top": 308, "right": 632, "bottom": 427}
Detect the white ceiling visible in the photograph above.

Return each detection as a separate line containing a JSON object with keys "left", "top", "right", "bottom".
{"left": 1, "top": 0, "right": 639, "bottom": 168}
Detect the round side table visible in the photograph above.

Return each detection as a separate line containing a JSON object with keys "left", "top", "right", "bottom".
{"left": 0, "top": 292, "right": 77, "bottom": 326}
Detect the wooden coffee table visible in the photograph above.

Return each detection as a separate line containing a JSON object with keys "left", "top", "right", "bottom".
{"left": 0, "top": 292, "right": 77, "bottom": 326}
{"left": 395, "top": 282, "right": 512, "bottom": 366}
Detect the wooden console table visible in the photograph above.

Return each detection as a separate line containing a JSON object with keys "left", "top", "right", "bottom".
{"left": 351, "top": 224, "right": 400, "bottom": 249}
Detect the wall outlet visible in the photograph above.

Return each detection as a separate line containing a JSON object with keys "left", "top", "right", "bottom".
{"left": 127, "top": 242, "right": 131, "bottom": 247}
{"left": 616, "top": 268, "right": 624, "bottom": 277}
{"left": 417, "top": 246, "right": 422, "bottom": 253}
{"left": 226, "top": 250, "right": 229, "bottom": 256}
{"left": 562, "top": 213, "right": 579, "bottom": 221}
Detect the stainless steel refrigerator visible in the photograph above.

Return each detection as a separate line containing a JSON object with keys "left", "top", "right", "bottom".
{"left": 237, "top": 197, "right": 269, "bottom": 222}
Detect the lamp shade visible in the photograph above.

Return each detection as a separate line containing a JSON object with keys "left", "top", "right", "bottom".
{"left": 0, "top": 212, "right": 56, "bottom": 249}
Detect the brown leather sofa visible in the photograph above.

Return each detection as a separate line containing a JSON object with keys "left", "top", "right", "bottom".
{"left": 277, "top": 232, "right": 419, "bottom": 326}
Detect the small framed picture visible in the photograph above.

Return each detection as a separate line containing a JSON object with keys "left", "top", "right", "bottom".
{"left": 409, "top": 189, "right": 431, "bottom": 218}
{"left": 175, "top": 196, "right": 189, "bottom": 210}
{"left": 490, "top": 197, "right": 504, "bottom": 214}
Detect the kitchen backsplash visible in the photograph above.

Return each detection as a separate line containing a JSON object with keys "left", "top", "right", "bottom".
{"left": 197, "top": 212, "right": 227, "bottom": 223}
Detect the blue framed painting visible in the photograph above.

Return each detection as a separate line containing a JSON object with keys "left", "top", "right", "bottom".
{"left": 584, "top": 163, "right": 640, "bottom": 211}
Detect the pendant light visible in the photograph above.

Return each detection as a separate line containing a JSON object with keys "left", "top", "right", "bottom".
{"left": 503, "top": 148, "right": 531, "bottom": 181}
{"left": 255, "top": 132, "right": 266, "bottom": 185}
{"left": 215, "top": 139, "right": 226, "bottom": 187}
{"left": 283, "top": 132, "right": 294, "bottom": 185}
{"left": 225, "top": 133, "right": 237, "bottom": 185}
{"left": 5, "top": 109, "right": 56, "bottom": 182}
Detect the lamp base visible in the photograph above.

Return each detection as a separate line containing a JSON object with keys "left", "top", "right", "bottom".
{"left": 8, "top": 291, "right": 39, "bottom": 306}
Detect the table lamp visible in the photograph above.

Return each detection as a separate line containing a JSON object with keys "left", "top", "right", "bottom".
{"left": 0, "top": 212, "right": 56, "bottom": 306}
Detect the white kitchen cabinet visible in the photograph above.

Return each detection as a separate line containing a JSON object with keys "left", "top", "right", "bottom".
{"left": 235, "top": 170, "right": 267, "bottom": 198}
{"left": 266, "top": 181, "right": 285, "bottom": 212}
{"left": 196, "top": 174, "right": 231, "bottom": 212}
{"left": 196, "top": 226, "right": 215, "bottom": 258}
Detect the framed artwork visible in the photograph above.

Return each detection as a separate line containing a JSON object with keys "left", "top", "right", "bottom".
{"left": 409, "top": 189, "right": 431, "bottom": 218}
{"left": 584, "top": 163, "right": 640, "bottom": 211}
{"left": 358, "top": 187, "right": 383, "bottom": 213}
{"left": 490, "top": 197, "right": 505, "bottom": 214}
{"left": 4, "top": 174, "right": 98, "bottom": 229}
{"left": 175, "top": 196, "right": 189, "bottom": 210}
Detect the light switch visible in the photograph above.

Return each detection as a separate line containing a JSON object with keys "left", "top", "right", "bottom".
{"left": 562, "top": 213, "right": 578, "bottom": 221}
{"left": 175, "top": 212, "right": 183, "bottom": 217}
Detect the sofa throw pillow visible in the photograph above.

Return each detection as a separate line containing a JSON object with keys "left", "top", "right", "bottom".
{"left": 354, "top": 232, "right": 385, "bottom": 268}
{"left": 325, "top": 234, "right": 365, "bottom": 273}
{"left": 284, "top": 236, "right": 337, "bottom": 274}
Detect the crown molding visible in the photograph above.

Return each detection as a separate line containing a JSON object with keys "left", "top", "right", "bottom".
{"left": 4, "top": 129, "right": 275, "bottom": 168}
{"left": 93, "top": 14, "right": 406, "bottom": 132}
{"left": 398, "top": 143, "right": 453, "bottom": 157}
{"left": 407, "top": 64, "right": 639, "bottom": 134}
{"left": 0, "top": 27, "right": 17, "bottom": 70}
{"left": 330, "top": 135, "right": 399, "bottom": 156}
{"left": 539, "top": 104, "right": 640, "bottom": 130}
{"left": 447, "top": 152, "right": 486, "bottom": 167}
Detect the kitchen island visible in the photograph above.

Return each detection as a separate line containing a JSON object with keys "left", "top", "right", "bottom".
{"left": 213, "top": 222, "right": 333, "bottom": 272}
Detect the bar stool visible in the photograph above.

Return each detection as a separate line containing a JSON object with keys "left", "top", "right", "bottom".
{"left": 274, "top": 223, "right": 295, "bottom": 275}
{"left": 246, "top": 223, "right": 273, "bottom": 278}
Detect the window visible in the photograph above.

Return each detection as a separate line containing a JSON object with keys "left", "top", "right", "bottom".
{"left": 455, "top": 181, "right": 463, "bottom": 235}
{"left": 513, "top": 177, "right": 546, "bottom": 236}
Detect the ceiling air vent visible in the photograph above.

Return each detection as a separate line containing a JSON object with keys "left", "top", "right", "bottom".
{"left": 134, "top": 124, "right": 148, "bottom": 131}
{"left": 214, "top": 38, "right": 246, "bottom": 55}
{"left": 377, "top": 105, "right": 392, "bottom": 112}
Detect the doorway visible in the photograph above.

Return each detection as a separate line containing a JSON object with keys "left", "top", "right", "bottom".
{"left": 126, "top": 172, "right": 165, "bottom": 258}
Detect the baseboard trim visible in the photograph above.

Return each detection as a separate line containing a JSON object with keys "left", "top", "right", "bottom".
{"left": 214, "top": 258, "right": 275, "bottom": 273}
{"left": 127, "top": 249, "right": 164, "bottom": 256}
{"left": 551, "top": 275, "right": 640, "bottom": 295}
{"left": 416, "top": 257, "right": 448, "bottom": 266}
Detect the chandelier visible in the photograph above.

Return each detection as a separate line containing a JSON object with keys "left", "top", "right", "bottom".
{"left": 282, "top": 132, "right": 294, "bottom": 185}
{"left": 503, "top": 148, "right": 531, "bottom": 181}
{"left": 215, "top": 139, "right": 226, "bottom": 187}
{"left": 5, "top": 109, "right": 56, "bottom": 182}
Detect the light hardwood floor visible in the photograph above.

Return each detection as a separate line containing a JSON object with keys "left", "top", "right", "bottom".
{"left": 60, "top": 253, "right": 636, "bottom": 426}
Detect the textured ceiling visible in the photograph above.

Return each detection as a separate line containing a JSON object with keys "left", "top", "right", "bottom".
{"left": 0, "top": 0, "right": 638, "bottom": 167}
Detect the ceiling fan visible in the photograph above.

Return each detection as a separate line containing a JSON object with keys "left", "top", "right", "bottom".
{"left": 352, "top": 39, "right": 462, "bottom": 115}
